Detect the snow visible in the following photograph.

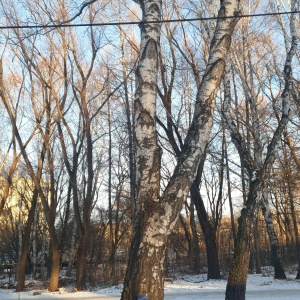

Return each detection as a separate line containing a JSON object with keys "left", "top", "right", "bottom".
{"left": 0, "top": 273, "right": 299, "bottom": 299}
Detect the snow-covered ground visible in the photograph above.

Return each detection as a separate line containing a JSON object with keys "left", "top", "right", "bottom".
{"left": 0, "top": 273, "right": 299, "bottom": 299}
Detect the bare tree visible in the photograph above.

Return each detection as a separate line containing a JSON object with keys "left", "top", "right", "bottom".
{"left": 223, "top": 1, "right": 297, "bottom": 298}
{"left": 121, "top": 0, "right": 241, "bottom": 299}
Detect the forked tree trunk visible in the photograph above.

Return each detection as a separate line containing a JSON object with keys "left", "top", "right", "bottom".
{"left": 121, "top": 1, "right": 240, "bottom": 299}
{"left": 191, "top": 179, "right": 220, "bottom": 279}
{"left": 121, "top": 204, "right": 167, "bottom": 300}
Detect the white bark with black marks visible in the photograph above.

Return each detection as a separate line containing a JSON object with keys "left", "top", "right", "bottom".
{"left": 122, "top": 1, "right": 241, "bottom": 299}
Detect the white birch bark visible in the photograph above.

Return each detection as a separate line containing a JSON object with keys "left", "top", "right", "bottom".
{"left": 122, "top": 1, "right": 240, "bottom": 299}
{"left": 207, "top": 0, "right": 217, "bottom": 41}
{"left": 134, "top": 0, "right": 162, "bottom": 211}
{"left": 122, "top": 0, "right": 163, "bottom": 298}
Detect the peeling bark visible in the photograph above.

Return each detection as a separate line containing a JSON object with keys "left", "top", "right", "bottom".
{"left": 122, "top": 1, "right": 240, "bottom": 299}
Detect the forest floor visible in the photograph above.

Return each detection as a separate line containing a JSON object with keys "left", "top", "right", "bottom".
{"left": 0, "top": 271, "right": 299, "bottom": 299}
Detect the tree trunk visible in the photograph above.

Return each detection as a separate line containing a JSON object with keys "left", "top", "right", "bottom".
{"left": 296, "top": 258, "right": 300, "bottom": 279}
{"left": 120, "top": 24, "right": 136, "bottom": 218}
{"left": 48, "top": 246, "right": 61, "bottom": 292}
{"left": 225, "top": 135, "right": 236, "bottom": 246}
{"left": 190, "top": 202, "right": 201, "bottom": 273}
{"left": 223, "top": 5, "right": 297, "bottom": 295}
{"left": 66, "top": 222, "right": 76, "bottom": 278}
{"left": 122, "top": 209, "right": 167, "bottom": 300}
{"left": 179, "top": 207, "right": 200, "bottom": 272}
{"left": 191, "top": 181, "right": 221, "bottom": 279}
{"left": 225, "top": 181, "right": 258, "bottom": 300}
{"left": 76, "top": 237, "right": 88, "bottom": 290}
{"left": 121, "top": 1, "right": 240, "bottom": 298}
{"left": 261, "top": 192, "right": 286, "bottom": 279}
{"left": 253, "top": 217, "right": 262, "bottom": 274}
{"left": 16, "top": 189, "right": 38, "bottom": 292}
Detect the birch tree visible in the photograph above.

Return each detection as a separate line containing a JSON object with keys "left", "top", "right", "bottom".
{"left": 121, "top": 0, "right": 240, "bottom": 299}
{"left": 159, "top": 0, "right": 223, "bottom": 278}
{"left": 223, "top": 1, "right": 298, "bottom": 298}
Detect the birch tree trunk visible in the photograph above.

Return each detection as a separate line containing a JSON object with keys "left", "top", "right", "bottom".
{"left": 121, "top": 0, "right": 164, "bottom": 298}
{"left": 121, "top": 1, "right": 240, "bottom": 299}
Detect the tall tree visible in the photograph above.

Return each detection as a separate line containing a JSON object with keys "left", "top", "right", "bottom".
{"left": 121, "top": 0, "right": 240, "bottom": 299}
{"left": 223, "top": 1, "right": 297, "bottom": 298}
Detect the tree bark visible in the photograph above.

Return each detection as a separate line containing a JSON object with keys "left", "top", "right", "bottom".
{"left": 16, "top": 189, "right": 38, "bottom": 292}
{"left": 122, "top": 1, "right": 240, "bottom": 299}
{"left": 189, "top": 201, "right": 201, "bottom": 273}
{"left": 260, "top": 192, "right": 286, "bottom": 279}
{"left": 191, "top": 168, "right": 221, "bottom": 279}
{"left": 253, "top": 216, "right": 262, "bottom": 274}
{"left": 225, "top": 137, "right": 236, "bottom": 246}
{"left": 225, "top": 181, "right": 259, "bottom": 300}
{"left": 76, "top": 238, "right": 88, "bottom": 290}
{"left": 48, "top": 246, "right": 61, "bottom": 292}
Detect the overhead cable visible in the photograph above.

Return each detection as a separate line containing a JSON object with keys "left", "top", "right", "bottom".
{"left": 0, "top": 10, "right": 299, "bottom": 30}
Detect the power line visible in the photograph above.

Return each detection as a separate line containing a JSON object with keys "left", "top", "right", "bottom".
{"left": 0, "top": 10, "right": 299, "bottom": 30}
